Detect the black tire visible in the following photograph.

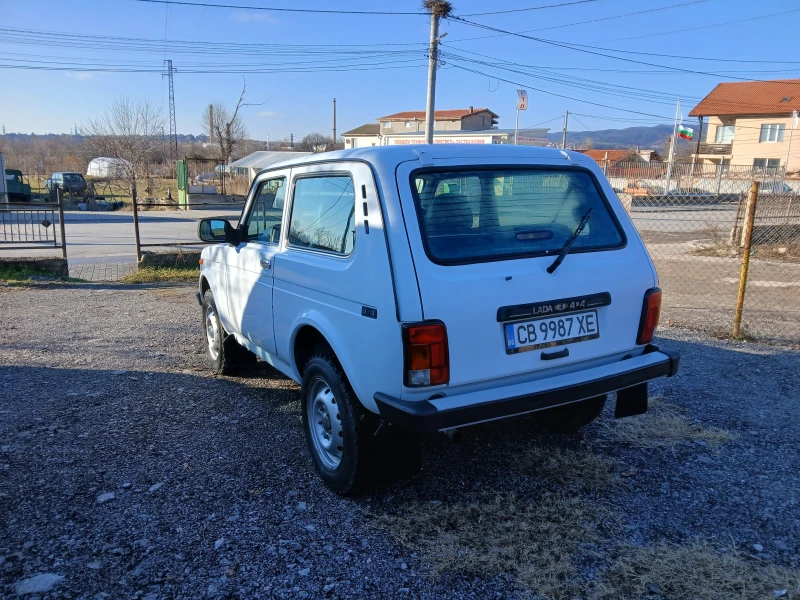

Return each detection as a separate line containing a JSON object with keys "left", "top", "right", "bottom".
{"left": 534, "top": 395, "right": 607, "bottom": 432}
{"left": 301, "top": 352, "right": 422, "bottom": 495}
{"left": 301, "top": 353, "right": 378, "bottom": 495}
{"left": 201, "top": 290, "right": 256, "bottom": 375}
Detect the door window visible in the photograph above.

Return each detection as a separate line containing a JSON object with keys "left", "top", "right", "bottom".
{"left": 245, "top": 177, "right": 286, "bottom": 244}
{"left": 288, "top": 175, "right": 356, "bottom": 255}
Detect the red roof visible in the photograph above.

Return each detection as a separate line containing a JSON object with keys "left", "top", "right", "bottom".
{"left": 689, "top": 79, "right": 800, "bottom": 117}
{"left": 577, "top": 150, "right": 639, "bottom": 163}
{"left": 378, "top": 108, "right": 497, "bottom": 121}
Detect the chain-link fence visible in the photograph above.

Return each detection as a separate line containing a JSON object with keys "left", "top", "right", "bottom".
{"left": 611, "top": 162, "right": 800, "bottom": 344}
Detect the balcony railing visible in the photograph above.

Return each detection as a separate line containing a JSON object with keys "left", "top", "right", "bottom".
{"left": 697, "top": 143, "right": 733, "bottom": 155}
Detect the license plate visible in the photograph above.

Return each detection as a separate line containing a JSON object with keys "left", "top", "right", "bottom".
{"left": 504, "top": 310, "right": 599, "bottom": 354}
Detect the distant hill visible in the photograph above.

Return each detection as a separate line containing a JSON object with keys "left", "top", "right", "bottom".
{"left": 548, "top": 124, "right": 690, "bottom": 151}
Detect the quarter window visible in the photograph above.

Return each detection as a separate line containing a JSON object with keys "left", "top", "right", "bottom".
{"left": 245, "top": 177, "right": 286, "bottom": 244}
{"left": 288, "top": 176, "right": 356, "bottom": 255}
{"left": 759, "top": 123, "right": 785, "bottom": 143}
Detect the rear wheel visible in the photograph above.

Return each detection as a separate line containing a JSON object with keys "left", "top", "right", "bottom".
{"left": 301, "top": 352, "right": 421, "bottom": 495}
{"left": 202, "top": 290, "right": 255, "bottom": 375}
{"left": 534, "top": 395, "right": 607, "bottom": 431}
{"left": 301, "top": 354, "right": 375, "bottom": 495}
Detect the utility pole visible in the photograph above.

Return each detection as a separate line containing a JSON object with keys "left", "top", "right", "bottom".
{"left": 164, "top": 59, "right": 178, "bottom": 164}
{"left": 290, "top": 133, "right": 294, "bottom": 149}
{"left": 664, "top": 99, "right": 680, "bottom": 194}
{"left": 561, "top": 110, "right": 569, "bottom": 150}
{"left": 332, "top": 98, "right": 337, "bottom": 149}
{"left": 423, "top": 1, "right": 452, "bottom": 145}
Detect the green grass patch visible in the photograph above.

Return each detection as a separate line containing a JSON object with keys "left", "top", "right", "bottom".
{"left": 0, "top": 265, "right": 82, "bottom": 285}
{"left": 120, "top": 266, "right": 200, "bottom": 283}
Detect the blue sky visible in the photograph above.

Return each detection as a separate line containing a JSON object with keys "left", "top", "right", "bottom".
{"left": 1, "top": 0, "right": 799, "bottom": 139}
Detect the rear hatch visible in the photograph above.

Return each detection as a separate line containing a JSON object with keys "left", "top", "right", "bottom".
{"left": 396, "top": 156, "right": 655, "bottom": 389}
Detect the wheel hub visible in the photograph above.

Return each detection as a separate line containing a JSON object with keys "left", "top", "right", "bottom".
{"left": 308, "top": 377, "right": 343, "bottom": 470}
{"left": 205, "top": 305, "right": 220, "bottom": 360}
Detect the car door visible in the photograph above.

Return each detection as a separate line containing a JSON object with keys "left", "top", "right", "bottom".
{"left": 224, "top": 172, "right": 289, "bottom": 355}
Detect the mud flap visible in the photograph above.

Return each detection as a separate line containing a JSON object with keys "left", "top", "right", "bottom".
{"left": 615, "top": 382, "right": 648, "bottom": 419}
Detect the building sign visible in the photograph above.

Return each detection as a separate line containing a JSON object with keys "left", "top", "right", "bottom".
{"left": 391, "top": 137, "right": 492, "bottom": 145}
{"left": 515, "top": 136, "right": 549, "bottom": 145}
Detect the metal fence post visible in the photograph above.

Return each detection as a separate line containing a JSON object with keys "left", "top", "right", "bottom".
{"left": 56, "top": 187, "right": 67, "bottom": 259}
{"left": 732, "top": 181, "right": 759, "bottom": 338}
{"left": 131, "top": 179, "right": 142, "bottom": 262}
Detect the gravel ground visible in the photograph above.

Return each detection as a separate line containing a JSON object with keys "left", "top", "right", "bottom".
{"left": 1, "top": 282, "right": 799, "bottom": 599}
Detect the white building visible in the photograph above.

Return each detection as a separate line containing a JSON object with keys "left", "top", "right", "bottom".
{"left": 86, "top": 157, "right": 132, "bottom": 178}
{"left": 343, "top": 108, "right": 549, "bottom": 148}
{"left": 227, "top": 151, "right": 312, "bottom": 183}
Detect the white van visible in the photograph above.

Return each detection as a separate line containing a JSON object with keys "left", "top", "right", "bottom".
{"left": 196, "top": 145, "right": 679, "bottom": 494}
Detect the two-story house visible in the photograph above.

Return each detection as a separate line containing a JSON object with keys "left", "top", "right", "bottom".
{"left": 690, "top": 79, "right": 800, "bottom": 173}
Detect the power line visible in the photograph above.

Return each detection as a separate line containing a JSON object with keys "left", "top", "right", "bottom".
{"left": 599, "top": 8, "right": 800, "bottom": 43}
{"left": 450, "top": 16, "right": 800, "bottom": 81}
{"left": 130, "top": 0, "right": 423, "bottom": 15}
{"left": 448, "top": 0, "right": 710, "bottom": 42}
{"left": 459, "top": 0, "right": 602, "bottom": 17}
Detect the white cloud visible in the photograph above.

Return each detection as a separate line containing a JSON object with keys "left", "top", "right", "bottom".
{"left": 66, "top": 72, "right": 94, "bottom": 81}
{"left": 231, "top": 11, "right": 278, "bottom": 23}
{"left": 257, "top": 111, "right": 277, "bottom": 118}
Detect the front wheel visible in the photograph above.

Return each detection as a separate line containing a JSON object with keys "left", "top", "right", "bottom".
{"left": 202, "top": 290, "right": 255, "bottom": 375}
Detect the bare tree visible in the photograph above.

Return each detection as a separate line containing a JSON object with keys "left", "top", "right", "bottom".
{"left": 81, "top": 98, "right": 164, "bottom": 183}
{"left": 202, "top": 83, "right": 248, "bottom": 164}
{"left": 296, "top": 132, "right": 335, "bottom": 154}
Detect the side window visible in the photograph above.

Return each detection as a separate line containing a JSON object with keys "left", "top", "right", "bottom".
{"left": 288, "top": 175, "right": 356, "bottom": 255}
{"left": 245, "top": 177, "right": 286, "bottom": 244}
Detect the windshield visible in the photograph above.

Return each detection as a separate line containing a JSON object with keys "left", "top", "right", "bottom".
{"left": 411, "top": 168, "right": 625, "bottom": 264}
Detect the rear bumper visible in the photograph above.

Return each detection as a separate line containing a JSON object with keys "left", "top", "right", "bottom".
{"left": 374, "top": 344, "right": 680, "bottom": 434}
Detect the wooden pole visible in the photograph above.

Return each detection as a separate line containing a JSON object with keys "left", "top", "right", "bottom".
{"left": 56, "top": 187, "right": 67, "bottom": 259}
{"left": 732, "top": 181, "right": 759, "bottom": 338}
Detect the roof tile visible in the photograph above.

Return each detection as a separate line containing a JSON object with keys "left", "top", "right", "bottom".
{"left": 378, "top": 108, "right": 497, "bottom": 121}
{"left": 689, "top": 79, "right": 800, "bottom": 117}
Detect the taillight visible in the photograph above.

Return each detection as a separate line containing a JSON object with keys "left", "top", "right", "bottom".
{"left": 402, "top": 322, "right": 449, "bottom": 387}
{"left": 637, "top": 287, "right": 662, "bottom": 345}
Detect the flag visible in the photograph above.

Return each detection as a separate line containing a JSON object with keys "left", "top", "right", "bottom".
{"left": 678, "top": 124, "right": 694, "bottom": 140}
{"left": 517, "top": 89, "right": 528, "bottom": 110}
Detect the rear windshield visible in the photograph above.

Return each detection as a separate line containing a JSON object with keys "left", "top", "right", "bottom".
{"left": 411, "top": 168, "right": 625, "bottom": 264}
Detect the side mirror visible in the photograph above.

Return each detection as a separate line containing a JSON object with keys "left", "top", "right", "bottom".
{"left": 198, "top": 218, "right": 239, "bottom": 245}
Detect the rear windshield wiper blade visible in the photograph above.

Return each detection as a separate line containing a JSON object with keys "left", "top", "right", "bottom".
{"left": 546, "top": 207, "right": 593, "bottom": 274}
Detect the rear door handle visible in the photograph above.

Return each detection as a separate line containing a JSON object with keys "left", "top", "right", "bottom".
{"left": 541, "top": 348, "right": 569, "bottom": 360}
{"left": 260, "top": 258, "right": 271, "bottom": 270}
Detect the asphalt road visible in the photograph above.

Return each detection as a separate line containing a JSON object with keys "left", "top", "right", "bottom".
{"left": 2, "top": 206, "right": 743, "bottom": 263}
{"left": 3, "top": 211, "right": 242, "bottom": 263}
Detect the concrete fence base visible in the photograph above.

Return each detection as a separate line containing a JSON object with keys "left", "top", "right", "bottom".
{"left": 0, "top": 256, "right": 69, "bottom": 277}
{"left": 139, "top": 250, "right": 202, "bottom": 268}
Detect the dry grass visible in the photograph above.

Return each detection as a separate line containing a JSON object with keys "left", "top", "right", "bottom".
{"left": 517, "top": 445, "right": 615, "bottom": 493}
{"left": 605, "top": 542, "right": 800, "bottom": 600}
{"left": 119, "top": 266, "right": 199, "bottom": 284}
{"left": 606, "top": 400, "right": 734, "bottom": 448}
{"left": 373, "top": 493, "right": 613, "bottom": 598}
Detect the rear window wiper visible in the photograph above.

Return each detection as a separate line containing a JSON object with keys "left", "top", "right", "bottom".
{"left": 546, "top": 208, "right": 593, "bottom": 274}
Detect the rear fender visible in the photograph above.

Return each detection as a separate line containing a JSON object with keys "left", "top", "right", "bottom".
{"left": 288, "top": 310, "right": 379, "bottom": 414}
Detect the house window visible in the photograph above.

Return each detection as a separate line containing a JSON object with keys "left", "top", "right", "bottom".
{"left": 714, "top": 125, "right": 735, "bottom": 144}
{"left": 406, "top": 121, "right": 414, "bottom": 128}
{"left": 753, "top": 158, "right": 781, "bottom": 171}
{"left": 759, "top": 124, "right": 785, "bottom": 143}
{"left": 383, "top": 122, "right": 391, "bottom": 129}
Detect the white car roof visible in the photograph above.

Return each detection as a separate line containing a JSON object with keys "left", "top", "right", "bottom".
{"left": 259, "top": 144, "right": 595, "bottom": 173}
